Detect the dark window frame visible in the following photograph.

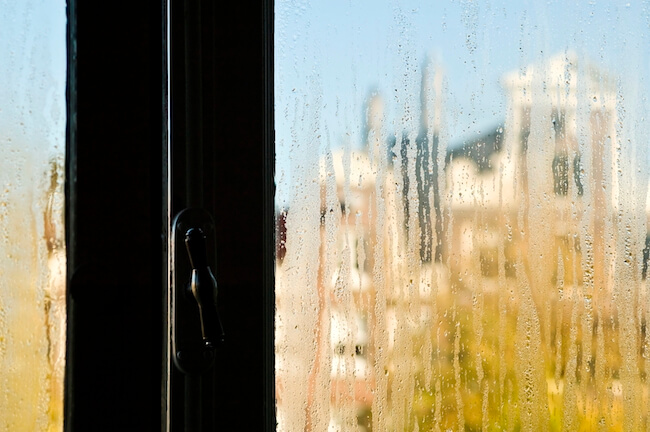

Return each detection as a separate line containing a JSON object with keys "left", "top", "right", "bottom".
{"left": 65, "top": 1, "right": 274, "bottom": 430}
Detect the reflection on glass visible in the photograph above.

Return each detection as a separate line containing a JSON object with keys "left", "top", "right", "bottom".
{"left": 0, "top": 2, "right": 66, "bottom": 430}
{"left": 276, "top": 1, "right": 650, "bottom": 430}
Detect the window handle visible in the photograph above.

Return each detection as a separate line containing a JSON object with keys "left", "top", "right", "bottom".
{"left": 185, "top": 228, "right": 220, "bottom": 349}
{"left": 171, "top": 208, "right": 223, "bottom": 375}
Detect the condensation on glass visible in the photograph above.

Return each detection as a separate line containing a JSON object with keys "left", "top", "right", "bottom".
{"left": 276, "top": 1, "right": 650, "bottom": 431}
{"left": 0, "top": 1, "right": 66, "bottom": 430}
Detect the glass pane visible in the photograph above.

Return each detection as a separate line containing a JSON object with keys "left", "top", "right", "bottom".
{"left": 0, "top": 1, "right": 66, "bottom": 430}
{"left": 276, "top": 2, "right": 650, "bottom": 431}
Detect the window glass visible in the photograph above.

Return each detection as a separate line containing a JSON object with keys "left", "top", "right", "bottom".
{"left": 276, "top": 1, "right": 650, "bottom": 430}
{"left": 0, "top": 1, "right": 66, "bottom": 429}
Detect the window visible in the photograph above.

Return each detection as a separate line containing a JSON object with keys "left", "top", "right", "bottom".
{"left": 25, "top": 1, "right": 650, "bottom": 430}
{"left": 276, "top": 1, "right": 650, "bottom": 430}
{"left": 0, "top": 2, "right": 66, "bottom": 430}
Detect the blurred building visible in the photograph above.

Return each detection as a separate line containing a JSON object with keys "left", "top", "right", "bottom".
{"left": 276, "top": 52, "right": 642, "bottom": 431}
{"left": 447, "top": 51, "right": 621, "bottom": 299}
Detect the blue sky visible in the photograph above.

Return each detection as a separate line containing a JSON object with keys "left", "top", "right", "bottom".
{"left": 0, "top": 1, "right": 67, "bottom": 156}
{"left": 276, "top": 0, "right": 650, "bottom": 204}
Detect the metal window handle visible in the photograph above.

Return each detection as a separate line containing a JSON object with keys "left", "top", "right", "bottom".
{"left": 171, "top": 208, "right": 223, "bottom": 376}
{"left": 170, "top": 209, "right": 225, "bottom": 431}
{"left": 185, "top": 228, "right": 220, "bottom": 348}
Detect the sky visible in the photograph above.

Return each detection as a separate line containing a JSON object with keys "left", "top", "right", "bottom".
{"left": 275, "top": 0, "right": 650, "bottom": 204}
{"left": 0, "top": 1, "right": 67, "bottom": 157}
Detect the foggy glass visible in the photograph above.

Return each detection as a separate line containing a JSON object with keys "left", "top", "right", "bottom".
{"left": 275, "top": 1, "right": 650, "bottom": 430}
{"left": 0, "top": 1, "right": 66, "bottom": 430}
